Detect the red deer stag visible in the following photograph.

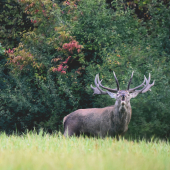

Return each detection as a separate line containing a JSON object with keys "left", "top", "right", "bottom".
{"left": 63, "top": 71, "right": 154, "bottom": 138}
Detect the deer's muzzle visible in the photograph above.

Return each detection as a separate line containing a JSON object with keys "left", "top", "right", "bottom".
{"left": 121, "top": 95, "right": 126, "bottom": 105}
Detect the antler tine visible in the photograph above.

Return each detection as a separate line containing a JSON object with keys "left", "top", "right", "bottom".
{"left": 97, "top": 74, "right": 118, "bottom": 93}
{"left": 129, "top": 75, "right": 146, "bottom": 93}
{"left": 137, "top": 74, "right": 150, "bottom": 93}
{"left": 113, "top": 71, "right": 120, "bottom": 91}
{"left": 90, "top": 74, "right": 108, "bottom": 95}
{"left": 127, "top": 71, "right": 134, "bottom": 90}
{"left": 142, "top": 80, "right": 155, "bottom": 93}
{"left": 132, "top": 73, "right": 154, "bottom": 94}
{"left": 139, "top": 73, "right": 154, "bottom": 93}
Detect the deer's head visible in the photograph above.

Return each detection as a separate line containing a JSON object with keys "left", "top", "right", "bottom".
{"left": 91, "top": 71, "right": 155, "bottom": 110}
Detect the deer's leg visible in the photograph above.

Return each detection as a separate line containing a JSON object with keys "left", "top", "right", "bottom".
{"left": 116, "top": 135, "right": 119, "bottom": 140}
{"left": 64, "top": 121, "right": 81, "bottom": 137}
{"left": 64, "top": 126, "right": 75, "bottom": 137}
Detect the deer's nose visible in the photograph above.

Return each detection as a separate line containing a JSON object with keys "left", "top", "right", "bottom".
{"left": 122, "top": 95, "right": 125, "bottom": 101}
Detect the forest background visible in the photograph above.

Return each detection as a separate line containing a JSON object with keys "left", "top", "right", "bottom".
{"left": 0, "top": 0, "right": 170, "bottom": 139}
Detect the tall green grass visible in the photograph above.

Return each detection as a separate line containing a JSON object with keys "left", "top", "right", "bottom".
{"left": 0, "top": 131, "right": 169, "bottom": 170}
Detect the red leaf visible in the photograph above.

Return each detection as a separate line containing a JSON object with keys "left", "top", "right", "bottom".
{"left": 57, "top": 64, "right": 63, "bottom": 71}
{"left": 61, "top": 71, "right": 66, "bottom": 74}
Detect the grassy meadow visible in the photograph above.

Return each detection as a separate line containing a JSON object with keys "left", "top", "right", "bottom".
{"left": 0, "top": 131, "right": 169, "bottom": 170}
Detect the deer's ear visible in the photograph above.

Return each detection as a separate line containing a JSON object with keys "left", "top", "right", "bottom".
{"left": 107, "top": 91, "right": 116, "bottom": 99}
{"left": 130, "top": 91, "right": 139, "bottom": 99}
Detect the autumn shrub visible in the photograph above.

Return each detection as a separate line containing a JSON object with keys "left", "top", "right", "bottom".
{"left": 0, "top": 0, "right": 87, "bottom": 133}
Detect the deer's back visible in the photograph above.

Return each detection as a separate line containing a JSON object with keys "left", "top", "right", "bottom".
{"left": 63, "top": 105, "right": 115, "bottom": 124}
{"left": 63, "top": 106, "right": 115, "bottom": 137}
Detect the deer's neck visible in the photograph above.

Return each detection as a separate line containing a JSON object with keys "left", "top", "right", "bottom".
{"left": 113, "top": 101, "right": 132, "bottom": 133}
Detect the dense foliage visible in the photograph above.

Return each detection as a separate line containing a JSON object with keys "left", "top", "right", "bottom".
{"left": 0, "top": 0, "right": 170, "bottom": 139}
{"left": 0, "top": 0, "right": 33, "bottom": 49}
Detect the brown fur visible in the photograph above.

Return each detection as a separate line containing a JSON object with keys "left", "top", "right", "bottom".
{"left": 63, "top": 99, "right": 132, "bottom": 138}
